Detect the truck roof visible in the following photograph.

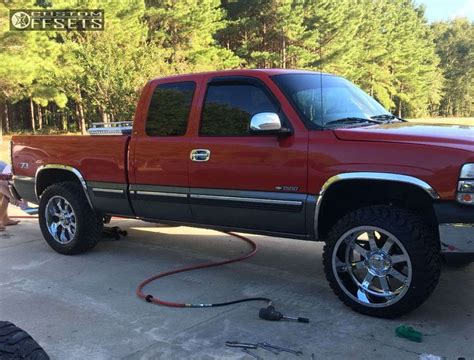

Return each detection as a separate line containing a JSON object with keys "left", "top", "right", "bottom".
{"left": 149, "top": 68, "right": 328, "bottom": 82}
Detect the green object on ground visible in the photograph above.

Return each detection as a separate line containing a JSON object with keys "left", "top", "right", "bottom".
{"left": 395, "top": 325, "right": 423, "bottom": 342}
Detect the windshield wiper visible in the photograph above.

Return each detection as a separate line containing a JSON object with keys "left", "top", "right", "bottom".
{"left": 325, "top": 117, "right": 383, "bottom": 127}
{"left": 370, "top": 114, "right": 405, "bottom": 122}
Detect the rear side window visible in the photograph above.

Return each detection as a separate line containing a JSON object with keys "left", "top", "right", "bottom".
{"left": 200, "top": 83, "right": 277, "bottom": 136}
{"left": 146, "top": 81, "right": 195, "bottom": 136}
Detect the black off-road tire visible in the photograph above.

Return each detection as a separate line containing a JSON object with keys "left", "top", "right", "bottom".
{"left": 323, "top": 205, "right": 441, "bottom": 318}
{"left": 39, "top": 182, "right": 103, "bottom": 255}
{"left": 0, "top": 322, "right": 49, "bottom": 360}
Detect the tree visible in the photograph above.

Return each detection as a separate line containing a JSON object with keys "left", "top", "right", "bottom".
{"left": 218, "top": 0, "right": 313, "bottom": 68}
{"left": 145, "top": 0, "right": 239, "bottom": 72}
{"left": 432, "top": 18, "right": 473, "bottom": 117}
{"left": 55, "top": 0, "right": 170, "bottom": 124}
{"left": 0, "top": 1, "right": 67, "bottom": 132}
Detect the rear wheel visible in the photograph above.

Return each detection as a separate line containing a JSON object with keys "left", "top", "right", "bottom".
{"left": 39, "top": 182, "right": 103, "bottom": 255}
{"left": 323, "top": 205, "right": 440, "bottom": 318}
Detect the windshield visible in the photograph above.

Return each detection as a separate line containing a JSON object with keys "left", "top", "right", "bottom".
{"left": 272, "top": 73, "right": 391, "bottom": 128}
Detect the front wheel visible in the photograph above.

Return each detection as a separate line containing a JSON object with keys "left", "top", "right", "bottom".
{"left": 323, "top": 205, "right": 440, "bottom": 318}
{"left": 39, "top": 182, "right": 103, "bottom": 255}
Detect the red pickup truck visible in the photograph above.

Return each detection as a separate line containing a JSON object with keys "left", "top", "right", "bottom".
{"left": 10, "top": 69, "right": 474, "bottom": 318}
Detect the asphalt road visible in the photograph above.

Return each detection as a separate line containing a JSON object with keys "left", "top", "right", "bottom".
{"left": 0, "top": 213, "right": 472, "bottom": 359}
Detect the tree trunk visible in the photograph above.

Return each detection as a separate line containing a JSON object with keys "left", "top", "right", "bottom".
{"left": 43, "top": 104, "right": 50, "bottom": 126}
{"left": 37, "top": 104, "right": 43, "bottom": 130}
{"left": 282, "top": 37, "right": 286, "bottom": 69}
{"left": 398, "top": 98, "right": 402, "bottom": 118}
{"left": 29, "top": 98, "right": 35, "bottom": 134}
{"left": 4, "top": 102, "right": 9, "bottom": 133}
{"left": 0, "top": 100, "right": 8, "bottom": 134}
{"left": 62, "top": 113, "right": 67, "bottom": 131}
{"left": 101, "top": 107, "right": 108, "bottom": 123}
{"left": 262, "top": 22, "right": 267, "bottom": 68}
{"left": 77, "top": 102, "right": 86, "bottom": 135}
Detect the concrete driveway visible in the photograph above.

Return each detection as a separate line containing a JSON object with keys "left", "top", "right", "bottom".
{"left": 0, "top": 210, "right": 472, "bottom": 359}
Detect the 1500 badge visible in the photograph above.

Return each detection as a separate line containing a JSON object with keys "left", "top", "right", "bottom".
{"left": 275, "top": 185, "right": 299, "bottom": 192}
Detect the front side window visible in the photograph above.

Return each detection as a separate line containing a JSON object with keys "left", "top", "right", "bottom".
{"left": 146, "top": 81, "right": 195, "bottom": 136}
{"left": 272, "top": 74, "right": 391, "bottom": 128}
{"left": 200, "top": 83, "right": 278, "bottom": 136}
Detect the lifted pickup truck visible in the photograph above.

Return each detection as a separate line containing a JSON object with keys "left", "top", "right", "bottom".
{"left": 11, "top": 69, "right": 474, "bottom": 318}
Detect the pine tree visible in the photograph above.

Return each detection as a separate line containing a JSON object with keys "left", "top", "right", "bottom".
{"left": 432, "top": 18, "right": 473, "bottom": 117}
{"left": 145, "top": 0, "right": 240, "bottom": 72}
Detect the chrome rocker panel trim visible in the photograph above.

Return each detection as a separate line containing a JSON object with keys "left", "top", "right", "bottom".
{"left": 189, "top": 194, "right": 302, "bottom": 206}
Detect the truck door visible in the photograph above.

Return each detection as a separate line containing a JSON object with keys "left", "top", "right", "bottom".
{"left": 129, "top": 79, "right": 198, "bottom": 221}
{"left": 188, "top": 76, "right": 309, "bottom": 235}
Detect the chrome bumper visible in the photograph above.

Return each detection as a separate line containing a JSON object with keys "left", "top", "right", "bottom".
{"left": 439, "top": 223, "right": 474, "bottom": 254}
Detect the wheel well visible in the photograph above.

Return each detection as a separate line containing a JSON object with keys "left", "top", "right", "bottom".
{"left": 36, "top": 169, "right": 81, "bottom": 197}
{"left": 317, "top": 180, "right": 438, "bottom": 239}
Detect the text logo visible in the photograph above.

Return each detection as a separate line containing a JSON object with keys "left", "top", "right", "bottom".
{"left": 9, "top": 9, "right": 104, "bottom": 31}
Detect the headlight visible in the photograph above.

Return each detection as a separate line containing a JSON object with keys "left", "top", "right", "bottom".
{"left": 457, "top": 164, "right": 474, "bottom": 205}
{"left": 460, "top": 163, "right": 474, "bottom": 179}
{"left": 458, "top": 180, "right": 474, "bottom": 193}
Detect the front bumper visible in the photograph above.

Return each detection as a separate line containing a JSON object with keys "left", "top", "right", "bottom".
{"left": 434, "top": 202, "right": 474, "bottom": 254}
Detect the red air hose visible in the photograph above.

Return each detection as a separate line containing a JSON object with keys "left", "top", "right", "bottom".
{"left": 136, "top": 232, "right": 272, "bottom": 308}
{"left": 8, "top": 216, "right": 272, "bottom": 309}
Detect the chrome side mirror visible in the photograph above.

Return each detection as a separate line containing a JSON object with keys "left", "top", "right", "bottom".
{"left": 250, "top": 112, "right": 282, "bottom": 132}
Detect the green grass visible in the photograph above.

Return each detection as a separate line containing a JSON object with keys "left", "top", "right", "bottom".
{"left": 408, "top": 117, "right": 474, "bottom": 126}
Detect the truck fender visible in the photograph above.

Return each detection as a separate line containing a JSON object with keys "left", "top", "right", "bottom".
{"left": 314, "top": 172, "right": 440, "bottom": 240}
{"left": 35, "top": 164, "right": 93, "bottom": 208}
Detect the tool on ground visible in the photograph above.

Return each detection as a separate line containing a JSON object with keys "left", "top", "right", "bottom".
{"left": 225, "top": 341, "right": 258, "bottom": 349}
{"left": 226, "top": 341, "right": 298, "bottom": 356}
{"left": 257, "top": 343, "right": 280, "bottom": 355}
{"left": 102, "top": 226, "right": 128, "bottom": 240}
{"left": 136, "top": 232, "right": 310, "bottom": 323}
{"left": 258, "top": 342, "right": 303, "bottom": 356}
{"left": 259, "top": 305, "right": 310, "bottom": 323}
{"left": 241, "top": 348, "right": 263, "bottom": 360}
{"left": 395, "top": 324, "right": 423, "bottom": 342}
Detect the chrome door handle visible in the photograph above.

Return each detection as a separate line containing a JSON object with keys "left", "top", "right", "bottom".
{"left": 190, "top": 149, "right": 210, "bottom": 162}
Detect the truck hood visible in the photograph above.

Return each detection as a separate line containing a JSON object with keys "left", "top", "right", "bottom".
{"left": 334, "top": 122, "right": 474, "bottom": 152}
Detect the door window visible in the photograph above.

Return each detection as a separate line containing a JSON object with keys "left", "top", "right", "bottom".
{"left": 200, "top": 83, "right": 278, "bottom": 136}
{"left": 146, "top": 81, "right": 195, "bottom": 136}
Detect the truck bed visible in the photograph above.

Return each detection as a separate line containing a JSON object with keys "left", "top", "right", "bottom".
{"left": 12, "top": 135, "right": 130, "bottom": 184}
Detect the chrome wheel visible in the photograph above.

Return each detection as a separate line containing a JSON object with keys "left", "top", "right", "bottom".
{"left": 45, "top": 195, "right": 77, "bottom": 244}
{"left": 332, "top": 226, "right": 412, "bottom": 308}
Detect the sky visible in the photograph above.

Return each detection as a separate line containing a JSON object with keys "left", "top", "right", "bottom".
{"left": 416, "top": 0, "right": 474, "bottom": 22}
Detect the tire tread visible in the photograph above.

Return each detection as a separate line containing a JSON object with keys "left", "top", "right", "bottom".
{"left": 38, "top": 182, "right": 103, "bottom": 255}
{"left": 0, "top": 322, "right": 49, "bottom": 360}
